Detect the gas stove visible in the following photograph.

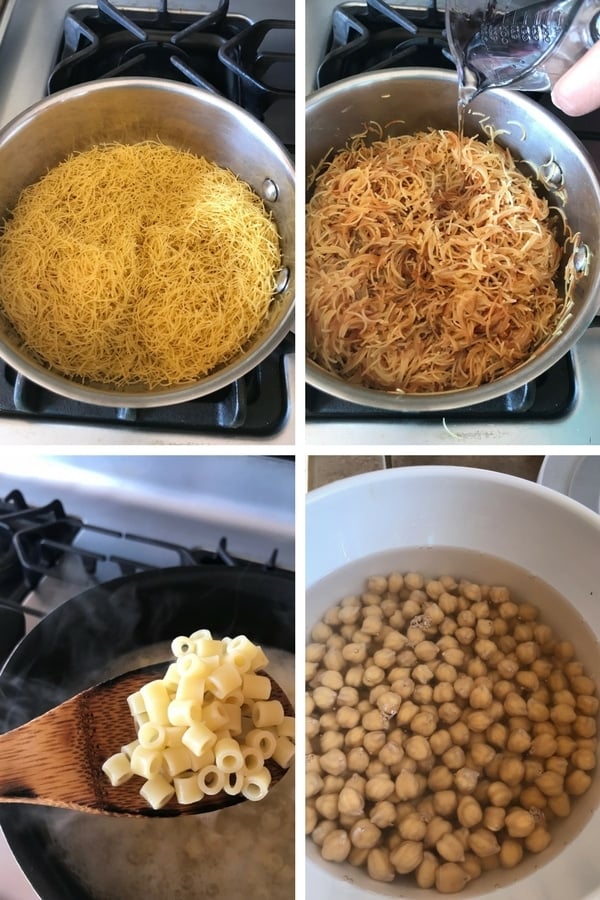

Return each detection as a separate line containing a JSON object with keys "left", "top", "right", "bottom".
{"left": 0, "top": 454, "right": 294, "bottom": 900}
{"left": 0, "top": 0, "right": 295, "bottom": 446}
{"left": 305, "top": 0, "right": 600, "bottom": 446}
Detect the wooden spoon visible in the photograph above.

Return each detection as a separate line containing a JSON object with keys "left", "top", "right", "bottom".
{"left": 0, "top": 663, "right": 293, "bottom": 817}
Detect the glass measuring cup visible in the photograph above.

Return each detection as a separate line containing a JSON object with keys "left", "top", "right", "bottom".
{"left": 446, "top": 0, "right": 600, "bottom": 100}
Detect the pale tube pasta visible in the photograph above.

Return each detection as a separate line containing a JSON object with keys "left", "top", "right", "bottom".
{"left": 174, "top": 771, "right": 205, "bottom": 805}
{"left": 164, "top": 725, "right": 186, "bottom": 747}
{"left": 168, "top": 698, "right": 202, "bottom": 727}
{"left": 271, "top": 736, "right": 295, "bottom": 769}
{"left": 277, "top": 716, "right": 295, "bottom": 740}
{"left": 189, "top": 628, "right": 212, "bottom": 641}
{"left": 140, "top": 680, "right": 170, "bottom": 725}
{"left": 121, "top": 739, "right": 139, "bottom": 759}
{"left": 137, "top": 722, "right": 167, "bottom": 751}
{"left": 194, "top": 637, "right": 224, "bottom": 658}
{"left": 126, "top": 690, "right": 146, "bottom": 716}
{"left": 223, "top": 770, "right": 245, "bottom": 796}
{"left": 214, "top": 737, "right": 244, "bottom": 773}
{"left": 242, "top": 672, "right": 272, "bottom": 700}
{"left": 241, "top": 745, "right": 264, "bottom": 775}
{"left": 223, "top": 703, "right": 242, "bottom": 735}
{"left": 175, "top": 672, "right": 206, "bottom": 702}
{"left": 176, "top": 653, "right": 204, "bottom": 676}
{"left": 226, "top": 635, "right": 259, "bottom": 673}
{"left": 245, "top": 728, "right": 277, "bottom": 759}
{"left": 102, "top": 631, "right": 294, "bottom": 810}
{"left": 206, "top": 662, "right": 243, "bottom": 699}
{"left": 162, "top": 745, "right": 192, "bottom": 778}
{"left": 242, "top": 766, "right": 272, "bottom": 801}
{"left": 251, "top": 699, "right": 285, "bottom": 729}
{"left": 102, "top": 752, "right": 133, "bottom": 787}
{"left": 171, "top": 635, "right": 195, "bottom": 657}
{"left": 197, "top": 764, "right": 226, "bottom": 795}
{"left": 130, "top": 745, "right": 162, "bottom": 779}
{"left": 251, "top": 646, "right": 269, "bottom": 671}
{"left": 182, "top": 722, "right": 217, "bottom": 757}
{"left": 140, "top": 773, "right": 175, "bottom": 810}
{"left": 188, "top": 748, "right": 215, "bottom": 772}
{"left": 202, "top": 699, "right": 229, "bottom": 731}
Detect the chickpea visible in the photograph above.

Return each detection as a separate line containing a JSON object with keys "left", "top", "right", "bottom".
{"left": 571, "top": 748, "right": 596, "bottom": 771}
{"left": 457, "top": 795, "right": 483, "bottom": 828}
{"left": 547, "top": 792, "right": 570, "bottom": 817}
{"left": 519, "top": 785, "right": 547, "bottom": 810}
{"left": 363, "top": 709, "right": 389, "bottom": 732}
{"left": 379, "top": 740, "right": 404, "bottom": 768}
{"left": 336, "top": 706, "right": 361, "bottom": 730}
{"left": 366, "top": 774, "right": 395, "bottom": 802}
{"left": 322, "top": 650, "right": 345, "bottom": 673}
{"left": 370, "top": 799, "right": 397, "bottom": 828}
{"left": 433, "top": 790, "right": 458, "bottom": 817}
{"left": 507, "top": 728, "right": 532, "bottom": 754}
{"left": 363, "top": 665, "right": 385, "bottom": 687}
{"left": 525, "top": 825, "right": 552, "bottom": 854}
{"left": 321, "top": 829, "right": 351, "bottom": 862}
{"left": 367, "top": 847, "right": 395, "bottom": 883}
{"left": 498, "top": 757, "right": 525, "bottom": 787}
{"left": 535, "top": 770, "right": 564, "bottom": 797}
{"left": 435, "top": 862, "right": 470, "bottom": 893}
{"left": 405, "top": 734, "right": 432, "bottom": 762}
{"left": 320, "top": 748, "right": 347, "bottom": 777}
{"left": 338, "top": 785, "right": 364, "bottom": 817}
{"left": 320, "top": 731, "right": 344, "bottom": 753}
{"left": 363, "top": 731, "right": 387, "bottom": 755}
{"left": 442, "top": 746, "right": 466, "bottom": 771}
{"left": 430, "top": 729, "right": 453, "bottom": 756}
{"left": 349, "top": 818, "right": 381, "bottom": 850}
{"left": 468, "top": 828, "right": 500, "bottom": 858}
{"left": 576, "top": 695, "right": 600, "bottom": 716}
{"left": 565, "top": 769, "right": 592, "bottom": 796}
{"left": 395, "top": 769, "right": 423, "bottom": 801}
{"left": 574, "top": 716, "right": 597, "bottom": 739}
{"left": 499, "top": 838, "right": 523, "bottom": 869}
{"left": 487, "top": 781, "right": 513, "bottom": 807}
{"left": 391, "top": 840, "right": 424, "bottom": 874}
{"left": 398, "top": 812, "right": 428, "bottom": 842}
{"left": 347, "top": 747, "right": 370, "bottom": 773}
{"left": 454, "top": 767, "right": 480, "bottom": 794}
{"left": 306, "top": 771, "right": 324, "bottom": 799}
{"left": 469, "top": 742, "right": 496, "bottom": 768}
{"left": 344, "top": 725, "right": 366, "bottom": 748}
{"left": 315, "top": 794, "right": 339, "bottom": 821}
{"left": 505, "top": 808, "right": 536, "bottom": 838}
{"left": 482, "top": 806, "right": 505, "bottom": 832}
{"left": 415, "top": 851, "right": 439, "bottom": 889}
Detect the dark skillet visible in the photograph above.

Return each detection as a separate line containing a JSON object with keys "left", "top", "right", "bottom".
{"left": 0, "top": 565, "right": 295, "bottom": 900}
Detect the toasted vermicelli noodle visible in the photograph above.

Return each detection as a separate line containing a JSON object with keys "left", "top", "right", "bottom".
{"left": 0, "top": 141, "right": 281, "bottom": 387}
{"left": 306, "top": 127, "right": 565, "bottom": 393}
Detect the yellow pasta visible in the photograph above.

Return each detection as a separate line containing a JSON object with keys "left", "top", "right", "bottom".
{"left": 102, "top": 630, "right": 294, "bottom": 810}
{"left": 0, "top": 141, "right": 281, "bottom": 388}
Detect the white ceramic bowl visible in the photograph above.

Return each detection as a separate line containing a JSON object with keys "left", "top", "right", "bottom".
{"left": 306, "top": 466, "right": 600, "bottom": 900}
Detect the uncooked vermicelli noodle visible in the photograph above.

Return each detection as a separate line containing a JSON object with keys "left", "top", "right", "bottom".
{"left": 0, "top": 141, "right": 281, "bottom": 387}
{"left": 307, "top": 126, "right": 567, "bottom": 393}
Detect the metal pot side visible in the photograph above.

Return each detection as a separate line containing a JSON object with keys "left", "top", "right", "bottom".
{"left": 306, "top": 69, "right": 600, "bottom": 412}
{"left": 0, "top": 78, "right": 295, "bottom": 408}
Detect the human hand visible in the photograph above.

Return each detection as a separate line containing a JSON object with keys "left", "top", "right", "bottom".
{"left": 551, "top": 43, "right": 600, "bottom": 117}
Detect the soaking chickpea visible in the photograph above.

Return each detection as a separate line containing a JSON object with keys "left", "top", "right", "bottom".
{"left": 307, "top": 568, "right": 598, "bottom": 895}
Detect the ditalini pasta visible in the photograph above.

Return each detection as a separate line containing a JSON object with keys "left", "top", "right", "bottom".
{"left": 101, "top": 632, "right": 295, "bottom": 810}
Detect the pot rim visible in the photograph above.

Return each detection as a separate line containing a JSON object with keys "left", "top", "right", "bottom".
{"left": 306, "top": 68, "right": 600, "bottom": 412}
{"left": 0, "top": 77, "right": 295, "bottom": 408}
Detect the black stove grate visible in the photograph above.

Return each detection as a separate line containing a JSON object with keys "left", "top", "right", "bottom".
{"left": 0, "top": 489, "right": 289, "bottom": 665}
{"left": 307, "top": 352, "right": 577, "bottom": 422}
{"left": 0, "top": 333, "right": 293, "bottom": 436}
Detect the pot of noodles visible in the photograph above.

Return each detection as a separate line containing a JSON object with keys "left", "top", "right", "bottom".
{"left": 0, "top": 78, "right": 294, "bottom": 407}
{"left": 306, "top": 465, "right": 600, "bottom": 898}
{"left": 306, "top": 69, "right": 600, "bottom": 411}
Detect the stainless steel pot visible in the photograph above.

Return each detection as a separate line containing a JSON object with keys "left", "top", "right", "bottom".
{"left": 0, "top": 78, "right": 295, "bottom": 408}
{"left": 306, "top": 69, "right": 600, "bottom": 412}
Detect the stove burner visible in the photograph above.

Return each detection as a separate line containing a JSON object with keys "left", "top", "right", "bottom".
{"left": 317, "top": 1, "right": 452, "bottom": 88}
{"left": 0, "top": 333, "right": 293, "bottom": 436}
{"left": 307, "top": 353, "right": 578, "bottom": 421}
{"left": 48, "top": 0, "right": 295, "bottom": 140}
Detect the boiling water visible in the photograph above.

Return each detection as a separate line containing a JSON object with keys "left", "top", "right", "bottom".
{"left": 306, "top": 547, "right": 600, "bottom": 898}
{"left": 46, "top": 646, "right": 295, "bottom": 900}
